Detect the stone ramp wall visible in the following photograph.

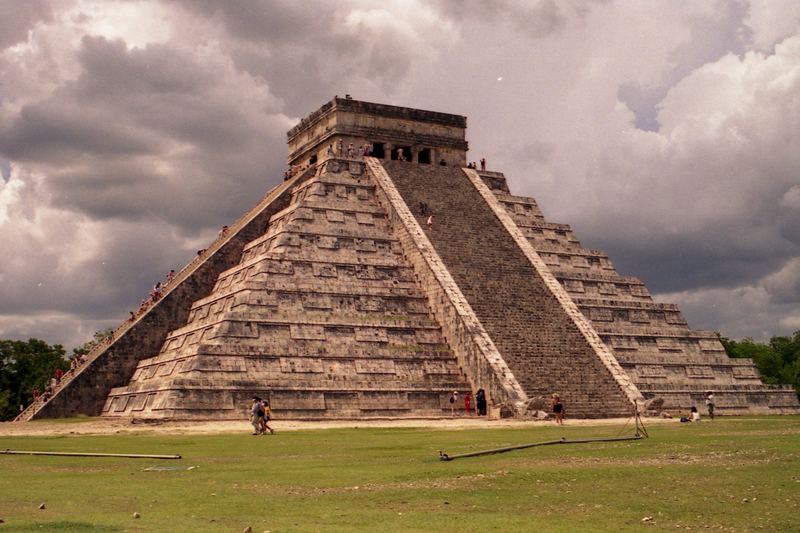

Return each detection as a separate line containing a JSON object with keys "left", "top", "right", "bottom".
{"left": 24, "top": 169, "right": 315, "bottom": 420}
{"left": 381, "top": 161, "right": 638, "bottom": 417}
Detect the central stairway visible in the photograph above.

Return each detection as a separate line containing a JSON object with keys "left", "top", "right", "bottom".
{"left": 382, "top": 161, "right": 634, "bottom": 417}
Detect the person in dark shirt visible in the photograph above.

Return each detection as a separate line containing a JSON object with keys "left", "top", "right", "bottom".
{"left": 475, "top": 389, "right": 487, "bottom": 416}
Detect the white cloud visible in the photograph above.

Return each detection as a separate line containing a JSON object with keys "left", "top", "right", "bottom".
{"left": 781, "top": 185, "right": 800, "bottom": 209}
{"left": 763, "top": 258, "right": 800, "bottom": 303}
{"left": 68, "top": 0, "right": 172, "bottom": 48}
{"left": 745, "top": 0, "right": 800, "bottom": 52}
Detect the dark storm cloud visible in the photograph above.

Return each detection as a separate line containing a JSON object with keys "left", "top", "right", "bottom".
{"left": 0, "top": 100, "right": 159, "bottom": 162}
{"left": 1, "top": 0, "right": 799, "bottom": 349}
{"left": 0, "top": 0, "right": 52, "bottom": 49}
{"left": 763, "top": 259, "right": 800, "bottom": 304}
{"left": 0, "top": 159, "right": 10, "bottom": 180}
{"left": 170, "top": 0, "right": 362, "bottom": 115}
{"left": 437, "top": 0, "right": 603, "bottom": 38}
{"left": 586, "top": 233, "right": 792, "bottom": 294}
{"left": 170, "top": 0, "right": 454, "bottom": 114}
{"left": 0, "top": 35, "right": 289, "bottom": 228}
{"left": 172, "top": 0, "right": 316, "bottom": 43}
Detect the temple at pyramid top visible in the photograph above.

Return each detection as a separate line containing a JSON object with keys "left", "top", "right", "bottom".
{"left": 287, "top": 96, "right": 468, "bottom": 168}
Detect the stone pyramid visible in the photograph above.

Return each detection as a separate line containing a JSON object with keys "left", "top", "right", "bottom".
{"left": 20, "top": 97, "right": 799, "bottom": 421}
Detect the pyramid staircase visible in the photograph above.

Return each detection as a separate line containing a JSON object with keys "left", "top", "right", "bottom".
{"left": 478, "top": 170, "right": 800, "bottom": 414}
{"left": 382, "top": 161, "right": 640, "bottom": 417}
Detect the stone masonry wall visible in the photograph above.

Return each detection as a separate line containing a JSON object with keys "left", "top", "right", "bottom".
{"left": 26, "top": 170, "right": 313, "bottom": 419}
{"left": 101, "top": 159, "right": 470, "bottom": 419}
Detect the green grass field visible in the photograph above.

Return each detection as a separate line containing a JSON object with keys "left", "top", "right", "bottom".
{"left": 1, "top": 417, "right": 798, "bottom": 532}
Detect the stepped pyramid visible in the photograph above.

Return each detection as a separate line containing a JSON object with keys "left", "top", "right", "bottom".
{"left": 105, "top": 160, "right": 471, "bottom": 418}
{"left": 20, "top": 97, "right": 799, "bottom": 421}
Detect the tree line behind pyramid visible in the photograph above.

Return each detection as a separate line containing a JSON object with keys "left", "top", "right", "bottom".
{"left": 13, "top": 97, "right": 800, "bottom": 421}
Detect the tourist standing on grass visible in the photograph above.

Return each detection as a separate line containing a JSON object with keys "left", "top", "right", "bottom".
{"left": 261, "top": 399, "right": 274, "bottom": 435}
{"left": 250, "top": 396, "right": 265, "bottom": 435}
{"left": 475, "top": 389, "right": 487, "bottom": 416}
{"left": 551, "top": 393, "right": 564, "bottom": 425}
{"left": 705, "top": 391, "right": 715, "bottom": 420}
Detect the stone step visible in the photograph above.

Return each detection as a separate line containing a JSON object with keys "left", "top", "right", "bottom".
{"left": 382, "top": 160, "right": 634, "bottom": 417}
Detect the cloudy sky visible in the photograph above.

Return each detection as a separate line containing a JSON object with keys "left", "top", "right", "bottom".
{"left": 1, "top": 0, "right": 799, "bottom": 350}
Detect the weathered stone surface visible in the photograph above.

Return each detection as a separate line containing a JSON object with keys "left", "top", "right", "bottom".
{"left": 21, "top": 97, "right": 799, "bottom": 421}
{"left": 366, "top": 158, "right": 528, "bottom": 417}
{"left": 19, "top": 167, "right": 317, "bottom": 422}
{"left": 287, "top": 97, "right": 468, "bottom": 168}
{"left": 382, "top": 161, "right": 638, "bottom": 418}
{"left": 643, "top": 397, "right": 665, "bottom": 411}
{"left": 101, "top": 160, "right": 470, "bottom": 419}
{"left": 486, "top": 170, "right": 799, "bottom": 413}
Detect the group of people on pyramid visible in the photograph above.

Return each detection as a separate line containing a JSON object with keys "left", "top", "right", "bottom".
{"left": 131, "top": 269, "right": 177, "bottom": 319}
{"left": 465, "top": 158, "right": 487, "bottom": 170}
{"left": 326, "top": 140, "right": 372, "bottom": 159}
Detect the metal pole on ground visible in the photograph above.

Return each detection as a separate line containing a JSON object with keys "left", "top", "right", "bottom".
{"left": 439, "top": 434, "right": 643, "bottom": 461}
{"left": 439, "top": 405, "right": 649, "bottom": 461}
{"left": 2, "top": 450, "right": 181, "bottom": 459}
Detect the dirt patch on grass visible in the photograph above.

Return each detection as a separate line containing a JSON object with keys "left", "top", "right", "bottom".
{"left": 0, "top": 416, "right": 676, "bottom": 437}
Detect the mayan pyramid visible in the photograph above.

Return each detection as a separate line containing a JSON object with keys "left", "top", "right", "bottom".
{"left": 19, "top": 97, "right": 799, "bottom": 421}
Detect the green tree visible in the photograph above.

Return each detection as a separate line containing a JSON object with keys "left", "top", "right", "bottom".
{"left": 719, "top": 331, "right": 800, "bottom": 397}
{"left": 0, "top": 338, "right": 67, "bottom": 420}
{"left": 71, "top": 327, "right": 114, "bottom": 359}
